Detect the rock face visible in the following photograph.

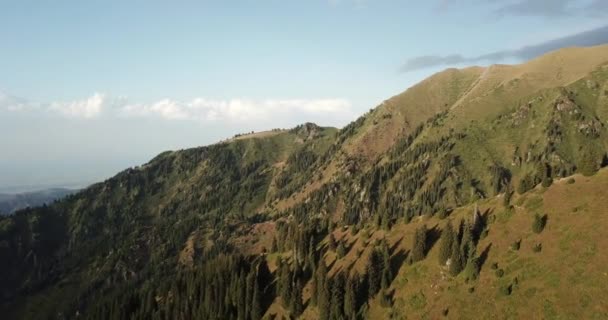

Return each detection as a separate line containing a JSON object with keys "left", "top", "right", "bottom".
{"left": 292, "top": 122, "right": 322, "bottom": 141}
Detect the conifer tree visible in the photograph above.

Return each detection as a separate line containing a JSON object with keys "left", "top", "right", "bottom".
{"left": 463, "top": 250, "right": 480, "bottom": 281}
{"left": 329, "top": 233, "right": 337, "bottom": 251}
{"left": 250, "top": 277, "right": 261, "bottom": 320}
{"left": 449, "top": 231, "right": 464, "bottom": 276}
{"left": 366, "top": 249, "right": 382, "bottom": 298}
{"left": 245, "top": 270, "right": 255, "bottom": 317}
{"left": 411, "top": 225, "right": 427, "bottom": 262}
{"left": 438, "top": 221, "right": 454, "bottom": 266}
{"left": 290, "top": 279, "right": 303, "bottom": 317}
{"left": 380, "top": 240, "right": 392, "bottom": 290}
{"left": 279, "top": 262, "right": 292, "bottom": 305}
{"left": 460, "top": 220, "right": 475, "bottom": 261}
{"left": 337, "top": 241, "right": 346, "bottom": 258}
{"left": 503, "top": 184, "right": 513, "bottom": 208}
{"left": 310, "top": 270, "right": 318, "bottom": 306}
{"left": 344, "top": 274, "right": 359, "bottom": 320}
{"left": 271, "top": 237, "right": 278, "bottom": 252}
{"left": 237, "top": 271, "right": 246, "bottom": 320}
{"left": 330, "top": 273, "right": 345, "bottom": 320}
{"left": 317, "top": 261, "right": 331, "bottom": 320}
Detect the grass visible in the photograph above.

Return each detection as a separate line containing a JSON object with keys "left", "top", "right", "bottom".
{"left": 276, "top": 47, "right": 608, "bottom": 319}
{"left": 300, "top": 168, "right": 608, "bottom": 319}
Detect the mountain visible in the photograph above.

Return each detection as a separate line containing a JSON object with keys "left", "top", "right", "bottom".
{"left": 1, "top": 45, "right": 608, "bottom": 319}
{"left": 0, "top": 188, "right": 77, "bottom": 215}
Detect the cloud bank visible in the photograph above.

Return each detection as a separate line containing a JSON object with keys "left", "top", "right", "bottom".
{"left": 400, "top": 24, "right": 608, "bottom": 72}
{"left": 48, "top": 93, "right": 106, "bottom": 119}
{"left": 492, "top": 0, "right": 608, "bottom": 18}
{"left": 119, "top": 97, "right": 353, "bottom": 123}
{"left": 436, "top": 0, "right": 608, "bottom": 18}
{"left": 0, "top": 92, "right": 354, "bottom": 126}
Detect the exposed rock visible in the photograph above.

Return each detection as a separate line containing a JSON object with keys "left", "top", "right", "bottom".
{"left": 586, "top": 79, "right": 599, "bottom": 90}
{"left": 291, "top": 122, "right": 321, "bottom": 141}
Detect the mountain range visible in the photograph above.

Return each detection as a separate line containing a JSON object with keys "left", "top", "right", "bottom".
{"left": 1, "top": 44, "right": 608, "bottom": 319}
{"left": 0, "top": 188, "right": 76, "bottom": 215}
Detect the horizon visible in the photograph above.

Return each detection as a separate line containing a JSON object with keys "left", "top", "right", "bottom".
{"left": 1, "top": 0, "right": 608, "bottom": 191}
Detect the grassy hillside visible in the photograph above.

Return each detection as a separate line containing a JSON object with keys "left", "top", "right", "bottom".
{"left": 1, "top": 45, "right": 608, "bottom": 320}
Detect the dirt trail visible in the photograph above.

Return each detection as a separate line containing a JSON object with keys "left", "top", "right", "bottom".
{"left": 450, "top": 66, "right": 492, "bottom": 110}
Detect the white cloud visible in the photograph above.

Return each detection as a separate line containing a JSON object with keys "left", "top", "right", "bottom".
{"left": 0, "top": 92, "right": 31, "bottom": 112}
{"left": 1, "top": 91, "right": 355, "bottom": 126}
{"left": 1, "top": 91, "right": 107, "bottom": 119}
{"left": 48, "top": 93, "right": 105, "bottom": 119}
{"left": 119, "top": 97, "right": 354, "bottom": 124}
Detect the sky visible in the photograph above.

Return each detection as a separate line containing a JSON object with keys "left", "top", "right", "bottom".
{"left": 1, "top": 0, "right": 607, "bottom": 191}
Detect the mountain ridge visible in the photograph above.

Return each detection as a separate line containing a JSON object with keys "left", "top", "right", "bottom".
{"left": 1, "top": 44, "right": 608, "bottom": 319}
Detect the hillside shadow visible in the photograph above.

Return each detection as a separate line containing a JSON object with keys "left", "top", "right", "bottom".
{"left": 390, "top": 236, "right": 403, "bottom": 254}
{"left": 390, "top": 249, "right": 409, "bottom": 278}
{"left": 472, "top": 208, "right": 493, "bottom": 243}
{"left": 259, "top": 261, "right": 275, "bottom": 316}
{"left": 478, "top": 243, "right": 492, "bottom": 271}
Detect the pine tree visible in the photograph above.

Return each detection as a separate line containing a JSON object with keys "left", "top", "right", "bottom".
{"left": 337, "top": 241, "right": 346, "bottom": 258}
{"left": 449, "top": 230, "right": 464, "bottom": 276}
{"left": 330, "top": 273, "right": 345, "bottom": 320}
{"left": 463, "top": 251, "right": 480, "bottom": 281}
{"left": 310, "top": 269, "right": 318, "bottom": 306}
{"left": 344, "top": 274, "right": 359, "bottom": 320}
{"left": 411, "top": 225, "right": 427, "bottom": 262}
{"left": 329, "top": 233, "right": 337, "bottom": 251}
{"left": 280, "top": 263, "right": 292, "bottom": 305}
{"left": 237, "top": 271, "right": 246, "bottom": 320}
{"left": 250, "top": 276, "right": 261, "bottom": 320}
{"left": 380, "top": 240, "right": 392, "bottom": 290}
{"left": 271, "top": 237, "right": 278, "bottom": 252}
{"left": 366, "top": 249, "right": 382, "bottom": 298}
{"left": 503, "top": 184, "right": 513, "bottom": 208}
{"left": 245, "top": 270, "right": 255, "bottom": 317}
{"left": 438, "top": 221, "right": 454, "bottom": 266}
{"left": 460, "top": 222, "right": 474, "bottom": 260}
{"left": 317, "top": 262, "right": 331, "bottom": 320}
{"left": 290, "top": 279, "right": 303, "bottom": 317}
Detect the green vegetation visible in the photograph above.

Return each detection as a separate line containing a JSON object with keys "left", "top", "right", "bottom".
{"left": 532, "top": 214, "right": 547, "bottom": 234}
{"left": 2, "top": 45, "right": 608, "bottom": 319}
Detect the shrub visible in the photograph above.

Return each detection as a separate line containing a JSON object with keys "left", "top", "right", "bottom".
{"left": 490, "top": 262, "right": 499, "bottom": 270}
{"left": 511, "top": 240, "right": 521, "bottom": 251}
{"left": 379, "top": 290, "right": 393, "bottom": 307}
{"left": 533, "top": 243, "right": 542, "bottom": 253}
{"left": 442, "top": 307, "right": 449, "bottom": 316}
{"left": 336, "top": 242, "right": 346, "bottom": 258}
{"left": 532, "top": 214, "right": 546, "bottom": 234}
{"left": 495, "top": 269, "right": 505, "bottom": 278}
{"left": 517, "top": 174, "right": 536, "bottom": 194}
{"left": 500, "top": 284, "right": 512, "bottom": 296}
{"left": 361, "top": 228, "right": 370, "bottom": 243}
{"left": 566, "top": 178, "right": 575, "bottom": 184}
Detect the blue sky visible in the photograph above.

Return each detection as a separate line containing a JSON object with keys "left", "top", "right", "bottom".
{"left": 1, "top": 0, "right": 607, "bottom": 191}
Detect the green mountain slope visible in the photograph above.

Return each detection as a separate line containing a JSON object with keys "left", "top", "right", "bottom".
{"left": 1, "top": 45, "right": 608, "bottom": 320}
